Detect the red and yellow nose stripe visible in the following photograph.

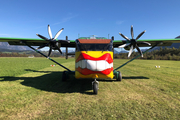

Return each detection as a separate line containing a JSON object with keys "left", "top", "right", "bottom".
{"left": 75, "top": 51, "right": 113, "bottom": 79}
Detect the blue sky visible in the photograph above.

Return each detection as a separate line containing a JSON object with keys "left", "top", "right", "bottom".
{"left": 0, "top": 0, "right": 180, "bottom": 51}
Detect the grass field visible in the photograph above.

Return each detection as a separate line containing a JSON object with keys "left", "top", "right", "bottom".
{"left": 0, "top": 57, "right": 179, "bottom": 120}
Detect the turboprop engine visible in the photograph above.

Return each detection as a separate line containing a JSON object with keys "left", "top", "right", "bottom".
{"left": 36, "top": 25, "right": 69, "bottom": 57}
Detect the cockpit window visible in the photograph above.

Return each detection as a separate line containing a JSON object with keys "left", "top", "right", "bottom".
{"left": 76, "top": 39, "right": 113, "bottom": 51}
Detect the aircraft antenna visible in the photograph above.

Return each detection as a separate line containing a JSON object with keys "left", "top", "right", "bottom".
{"left": 90, "top": 35, "right": 97, "bottom": 39}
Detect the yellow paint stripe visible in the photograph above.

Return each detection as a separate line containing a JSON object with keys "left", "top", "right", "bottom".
{"left": 75, "top": 71, "right": 114, "bottom": 79}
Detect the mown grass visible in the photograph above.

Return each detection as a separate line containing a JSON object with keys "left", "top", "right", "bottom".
{"left": 0, "top": 57, "right": 74, "bottom": 77}
{"left": 0, "top": 58, "right": 179, "bottom": 120}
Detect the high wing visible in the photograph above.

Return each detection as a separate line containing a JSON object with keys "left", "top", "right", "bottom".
{"left": 1, "top": 37, "right": 180, "bottom": 48}
{"left": 113, "top": 38, "right": 180, "bottom": 48}
{"left": 0, "top": 37, "right": 76, "bottom": 47}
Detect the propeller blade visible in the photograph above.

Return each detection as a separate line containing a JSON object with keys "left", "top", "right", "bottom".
{"left": 37, "top": 43, "right": 49, "bottom": 49}
{"left": 137, "top": 41, "right": 151, "bottom": 46}
{"left": 136, "top": 46, "right": 143, "bottom": 57}
{"left": 131, "top": 25, "right": 134, "bottom": 39}
{"left": 48, "top": 25, "right": 53, "bottom": 39}
{"left": 118, "top": 43, "right": 131, "bottom": 48}
{"left": 119, "top": 33, "right": 130, "bottom": 41}
{"left": 55, "top": 45, "right": 62, "bottom": 54}
{"left": 136, "top": 30, "right": 146, "bottom": 40}
{"left": 36, "top": 34, "right": 49, "bottom": 41}
{"left": 54, "top": 28, "right": 64, "bottom": 40}
{"left": 128, "top": 45, "right": 134, "bottom": 58}
{"left": 48, "top": 46, "right": 52, "bottom": 57}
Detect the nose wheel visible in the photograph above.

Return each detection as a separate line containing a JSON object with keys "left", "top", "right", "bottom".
{"left": 92, "top": 79, "right": 99, "bottom": 95}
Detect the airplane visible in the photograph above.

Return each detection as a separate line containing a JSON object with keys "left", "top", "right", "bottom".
{"left": 0, "top": 25, "right": 180, "bottom": 94}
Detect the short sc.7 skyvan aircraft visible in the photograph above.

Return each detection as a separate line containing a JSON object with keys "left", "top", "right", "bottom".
{"left": 0, "top": 25, "right": 180, "bottom": 94}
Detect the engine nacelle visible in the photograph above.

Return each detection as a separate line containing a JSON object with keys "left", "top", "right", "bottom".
{"left": 124, "top": 45, "right": 136, "bottom": 51}
{"left": 124, "top": 46, "right": 130, "bottom": 51}
{"left": 51, "top": 42, "right": 61, "bottom": 50}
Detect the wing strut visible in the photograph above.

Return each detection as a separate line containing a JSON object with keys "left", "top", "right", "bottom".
{"left": 114, "top": 42, "right": 162, "bottom": 71}
{"left": 22, "top": 41, "right": 72, "bottom": 72}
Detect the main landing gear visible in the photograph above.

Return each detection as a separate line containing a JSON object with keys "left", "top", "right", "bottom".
{"left": 62, "top": 71, "right": 75, "bottom": 82}
{"left": 62, "top": 71, "right": 67, "bottom": 82}
{"left": 114, "top": 70, "right": 122, "bottom": 81}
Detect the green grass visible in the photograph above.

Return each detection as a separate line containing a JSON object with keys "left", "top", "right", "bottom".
{"left": 0, "top": 58, "right": 180, "bottom": 119}
{"left": 0, "top": 57, "right": 74, "bottom": 77}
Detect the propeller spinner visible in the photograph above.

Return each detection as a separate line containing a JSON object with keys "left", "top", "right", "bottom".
{"left": 36, "top": 25, "right": 69, "bottom": 58}
{"left": 118, "top": 25, "right": 151, "bottom": 58}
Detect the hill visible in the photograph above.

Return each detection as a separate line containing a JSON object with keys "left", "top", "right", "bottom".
{"left": 0, "top": 47, "right": 32, "bottom": 53}
{"left": 150, "top": 43, "right": 180, "bottom": 51}
{"left": 0, "top": 42, "right": 31, "bottom": 51}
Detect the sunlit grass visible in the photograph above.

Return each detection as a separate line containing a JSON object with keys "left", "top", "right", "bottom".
{"left": 0, "top": 58, "right": 179, "bottom": 119}
{"left": 0, "top": 57, "right": 74, "bottom": 77}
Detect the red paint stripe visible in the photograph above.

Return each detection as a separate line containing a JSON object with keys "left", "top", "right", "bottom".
{"left": 76, "top": 67, "right": 113, "bottom": 75}
{"left": 76, "top": 53, "right": 113, "bottom": 63}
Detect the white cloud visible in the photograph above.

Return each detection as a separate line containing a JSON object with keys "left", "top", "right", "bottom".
{"left": 53, "top": 14, "right": 78, "bottom": 25}
{"left": 0, "top": 34, "right": 10, "bottom": 37}
{"left": 116, "top": 20, "right": 124, "bottom": 25}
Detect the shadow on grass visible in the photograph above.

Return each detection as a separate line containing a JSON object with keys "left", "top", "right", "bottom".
{"left": 0, "top": 70, "right": 94, "bottom": 95}
{"left": 0, "top": 69, "right": 149, "bottom": 95}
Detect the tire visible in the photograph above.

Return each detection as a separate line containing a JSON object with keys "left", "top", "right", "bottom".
{"left": 93, "top": 83, "right": 98, "bottom": 95}
{"left": 62, "top": 71, "right": 67, "bottom": 82}
{"left": 117, "top": 71, "right": 122, "bottom": 81}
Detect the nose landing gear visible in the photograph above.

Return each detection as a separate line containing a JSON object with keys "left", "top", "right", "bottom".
{"left": 92, "top": 79, "right": 99, "bottom": 95}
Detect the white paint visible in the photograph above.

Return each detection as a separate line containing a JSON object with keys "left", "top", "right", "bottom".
{"left": 97, "top": 60, "right": 106, "bottom": 71}
{"left": 87, "top": 60, "right": 96, "bottom": 71}
{"left": 76, "top": 59, "right": 113, "bottom": 71}
{"left": 82, "top": 59, "right": 87, "bottom": 69}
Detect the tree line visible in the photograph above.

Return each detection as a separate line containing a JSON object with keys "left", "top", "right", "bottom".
{"left": 0, "top": 51, "right": 64, "bottom": 57}
{"left": 0, "top": 47, "right": 180, "bottom": 60}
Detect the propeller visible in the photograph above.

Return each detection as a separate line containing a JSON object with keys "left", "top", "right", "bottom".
{"left": 118, "top": 25, "right": 151, "bottom": 57}
{"left": 36, "top": 25, "right": 69, "bottom": 58}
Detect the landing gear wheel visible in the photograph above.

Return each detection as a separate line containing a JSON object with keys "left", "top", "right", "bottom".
{"left": 92, "top": 79, "right": 99, "bottom": 95}
{"left": 62, "top": 71, "right": 67, "bottom": 82}
{"left": 117, "top": 71, "right": 122, "bottom": 81}
{"left": 93, "top": 82, "right": 98, "bottom": 95}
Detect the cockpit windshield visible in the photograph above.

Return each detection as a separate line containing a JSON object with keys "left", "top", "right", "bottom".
{"left": 78, "top": 44, "right": 112, "bottom": 51}
{"left": 76, "top": 39, "right": 113, "bottom": 51}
